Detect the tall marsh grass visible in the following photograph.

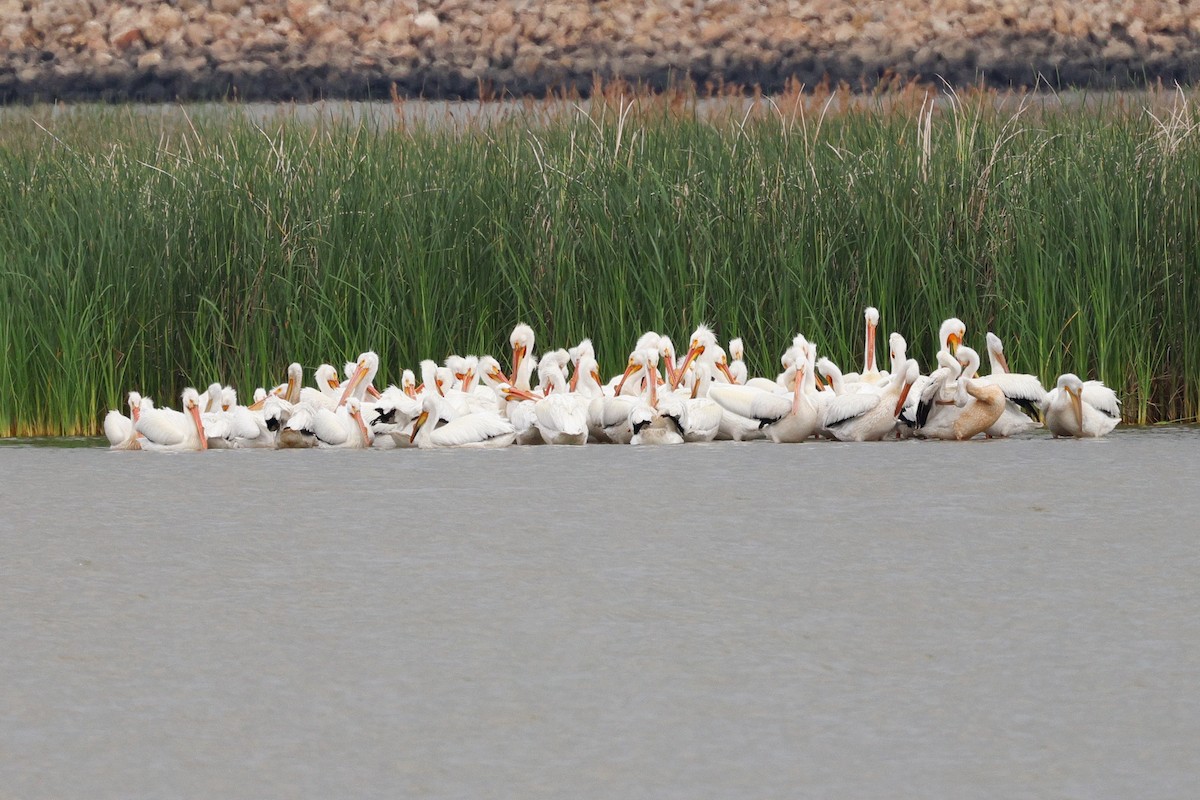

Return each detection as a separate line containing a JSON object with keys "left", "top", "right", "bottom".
{"left": 1, "top": 86, "right": 1198, "bottom": 434}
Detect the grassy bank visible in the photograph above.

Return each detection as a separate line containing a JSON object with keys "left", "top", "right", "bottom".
{"left": 1, "top": 86, "right": 1198, "bottom": 435}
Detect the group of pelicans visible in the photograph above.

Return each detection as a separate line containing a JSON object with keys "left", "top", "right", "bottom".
{"left": 103, "top": 309, "right": 1121, "bottom": 451}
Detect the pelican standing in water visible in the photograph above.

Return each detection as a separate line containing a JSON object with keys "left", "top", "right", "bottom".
{"left": 1042, "top": 374, "right": 1121, "bottom": 438}
{"left": 823, "top": 359, "right": 920, "bottom": 442}
{"left": 104, "top": 391, "right": 146, "bottom": 450}
{"left": 134, "top": 388, "right": 209, "bottom": 451}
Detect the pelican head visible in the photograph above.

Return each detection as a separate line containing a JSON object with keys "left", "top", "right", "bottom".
{"left": 939, "top": 317, "right": 967, "bottom": 354}
{"left": 674, "top": 326, "right": 716, "bottom": 389}
{"left": 401, "top": 368, "right": 418, "bottom": 398}
{"left": 339, "top": 351, "right": 380, "bottom": 406}
{"left": 314, "top": 364, "right": 341, "bottom": 393}
{"left": 985, "top": 331, "right": 1011, "bottom": 374}
{"left": 956, "top": 346, "right": 981, "bottom": 379}
{"left": 1056, "top": 373, "right": 1086, "bottom": 431}
{"left": 728, "top": 337, "right": 744, "bottom": 362}
{"left": 181, "top": 387, "right": 208, "bottom": 451}
{"left": 477, "top": 356, "right": 507, "bottom": 389}
{"left": 509, "top": 323, "right": 535, "bottom": 381}
{"left": 127, "top": 391, "right": 144, "bottom": 423}
{"left": 220, "top": 386, "right": 237, "bottom": 412}
{"left": 893, "top": 359, "right": 920, "bottom": 417}
{"left": 889, "top": 331, "right": 908, "bottom": 367}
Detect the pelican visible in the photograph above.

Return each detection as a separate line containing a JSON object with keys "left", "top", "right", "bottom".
{"left": 135, "top": 388, "right": 208, "bottom": 451}
{"left": 978, "top": 332, "right": 1047, "bottom": 437}
{"left": 677, "top": 359, "right": 723, "bottom": 442}
{"left": 1043, "top": 374, "right": 1121, "bottom": 438}
{"left": 568, "top": 338, "right": 595, "bottom": 392}
{"left": 530, "top": 358, "right": 589, "bottom": 445}
{"left": 726, "top": 338, "right": 747, "bottom": 385}
{"left": 509, "top": 323, "right": 536, "bottom": 390}
{"left": 823, "top": 359, "right": 920, "bottom": 442}
{"left": 410, "top": 392, "right": 516, "bottom": 449}
{"left": 843, "top": 306, "right": 885, "bottom": 385}
{"left": 709, "top": 336, "right": 820, "bottom": 443}
{"left": 916, "top": 347, "right": 1006, "bottom": 440}
{"left": 312, "top": 397, "right": 373, "bottom": 448}
{"left": 628, "top": 348, "right": 685, "bottom": 445}
{"left": 103, "top": 391, "right": 146, "bottom": 450}
{"left": 298, "top": 363, "right": 344, "bottom": 410}
{"left": 339, "top": 352, "right": 380, "bottom": 407}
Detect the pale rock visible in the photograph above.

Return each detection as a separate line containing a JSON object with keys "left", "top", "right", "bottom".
{"left": 413, "top": 11, "right": 439, "bottom": 30}
{"left": 136, "top": 49, "right": 162, "bottom": 69}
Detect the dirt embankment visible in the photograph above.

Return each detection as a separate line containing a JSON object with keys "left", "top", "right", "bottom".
{"left": 2, "top": 0, "right": 1199, "bottom": 102}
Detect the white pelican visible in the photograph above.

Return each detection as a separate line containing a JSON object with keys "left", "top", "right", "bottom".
{"left": 726, "top": 338, "right": 747, "bottom": 384}
{"left": 568, "top": 338, "right": 595, "bottom": 392}
{"left": 312, "top": 397, "right": 373, "bottom": 449}
{"left": 822, "top": 359, "right": 920, "bottom": 442}
{"left": 1043, "top": 374, "right": 1121, "bottom": 438}
{"left": 103, "top": 391, "right": 146, "bottom": 450}
{"left": 530, "top": 358, "right": 589, "bottom": 445}
{"left": 509, "top": 323, "right": 537, "bottom": 391}
{"left": 298, "top": 363, "right": 344, "bottom": 410}
{"left": 978, "top": 332, "right": 1047, "bottom": 437}
{"left": 627, "top": 348, "right": 685, "bottom": 445}
{"left": 709, "top": 336, "right": 820, "bottom": 443}
{"left": 916, "top": 347, "right": 1006, "bottom": 440}
{"left": 339, "top": 352, "right": 380, "bottom": 407}
{"left": 843, "top": 306, "right": 885, "bottom": 385}
{"left": 135, "top": 388, "right": 208, "bottom": 451}
{"left": 410, "top": 392, "right": 516, "bottom": 449}
{"left": 677, "top": 360, "right": 723, "bottom": 442}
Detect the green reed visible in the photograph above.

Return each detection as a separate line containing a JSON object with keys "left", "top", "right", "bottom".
{"left": 1, "top": 87, "right": 1197, "bottom": 435}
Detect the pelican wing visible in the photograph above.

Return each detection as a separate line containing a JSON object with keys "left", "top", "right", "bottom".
{"left": 103, "top": 411, "right": 134, "bottom": 447}
{"left": 313, "top": 407, "right": 350, "bottom": 446}
{"left": 981, "top": 372, "right": 1047, "bottom": 417}
{"left": 1082, "top": 381, "right": 1121, "bottom": 418}
{"left": 822, "top": 392, "right": 883, "bottom": 429}
{"left": 708, "top": 384, "right": 791, "bottom": 426}
{"left": 535, "top": 396, "right": 588, "bottom": 437}
{"left": 428, "top": 412, "right": 515, "bottom": 447}
{"left": 683, "top": 398, "right": 722, "bottom": 440}
{"left": 589, "top": 395, "right": 636, "bottom": 429}
{"left": 915, "top": 367, "right": 954, "bottom": 428}
{"left": 135, "top": 407, "right": 187, "bottom": 446}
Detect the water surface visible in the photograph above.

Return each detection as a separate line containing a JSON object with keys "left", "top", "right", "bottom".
{"left": 2, "top": 429, "right": 1198, "bottom": 798}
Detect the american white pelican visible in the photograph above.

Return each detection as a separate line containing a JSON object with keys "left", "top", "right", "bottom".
{"left": 509, "top": 323, "right": 536, "bottom": 390}
{"left": 312, "top": 397, "right": 373, "bottom": 448}
{"left": 709, "top": 336, "right": 820, "bottom": 443}
{"left": 978, "top": 332, "right": 1047, "bottom": 437}
{"left": 916, "top": 347, "right": 1006, "bottom": 440}
{"left": 626, "top": 348, "right": 685, "bottom": 445}
{"left": 135, "top": 388, "right": 208, "bottom": 451}
{"left": 843, "top": 306, "right": 885, "bottom": 385}
{"left": 568, "top": 338, "right": 595, "bottom": 392}
{"left": 530, "top": 358, "right": 589, "bottom": 445}
{"left": 726, "top": 338, "right": 747, "bottom": 385}
{"left": 339, "top": 352, "right": 380, "bottom": 407}
{"left": 677, "top": 360, "right": 723, "bottom": 442}
{"left": 103, "top": 391, "right": 146, "bottom": 450}
{"left": 823, "top": 359, "right": 920, "bottom": 442}
{"left": 298, "top": 363, "right": 344, "bottom": 410}
{"left": 410, "top": 392, "right": 516, "bottom": 449}
{"left": 1042, "top": 374, "right": 1121, "bottom": 438}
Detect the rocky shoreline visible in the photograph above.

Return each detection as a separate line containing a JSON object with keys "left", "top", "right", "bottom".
{"left": 2, "top": 1, "right": 1200, "bottom": 103}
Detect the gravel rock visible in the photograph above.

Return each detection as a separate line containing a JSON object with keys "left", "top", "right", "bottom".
{"left": 1, "top": 0, "right": 1199, "bottom": 102}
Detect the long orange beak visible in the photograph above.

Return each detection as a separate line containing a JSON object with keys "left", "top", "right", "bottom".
{"left": 893, "top": 381, "right": 914, "bottom": 417}
{"left": 339, "top": 361, "right": 370, "bottom": 406}
{"left": 404, "top": 383, "right": 418, "bottom": 399}
{"left": 865, "top": 320, "right": 877, "bottom": 372}
{"left": 569, "top": 363, "right": 581, "bottom": 392}
{"left": 993, "top": 349, "right": 1010, "bottom": 374}
{"left": 614, "top": 361, "right": 639, "bottom": 396}
{"left": 672, "top": 344, "right": 704, "bottom": 390}
{"left": 948, "top": 332, "right": 962, "bottom": 354}
{"left": 189, "top": 403, "right": 208, "bottom": 451}
{"left": 410, "top": 410, "right": 429, "bottom": 443}
{"left": 1068, "top": 387, "right": 1084, "bottom": 431}
{"left": 353, "top": 406, "right": 370, "bottom": 444}
{"left": 790, "top": 365, "right": 806, "bottom": 415}
{"left": 248, "top": 396, "right": 267, "bottom": 411}
{"left": 510, "top": 344, "right": 527, "bottom": 385}
{"left": 502, "top": 386, "right": 541, "bottom": 403}
{"left": 716, "top": 358, "right": 737, "bottom": 384}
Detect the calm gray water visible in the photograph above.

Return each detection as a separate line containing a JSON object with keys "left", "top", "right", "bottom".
{"left": 3, "top": 429, "right": 1199, "bottom": 799}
